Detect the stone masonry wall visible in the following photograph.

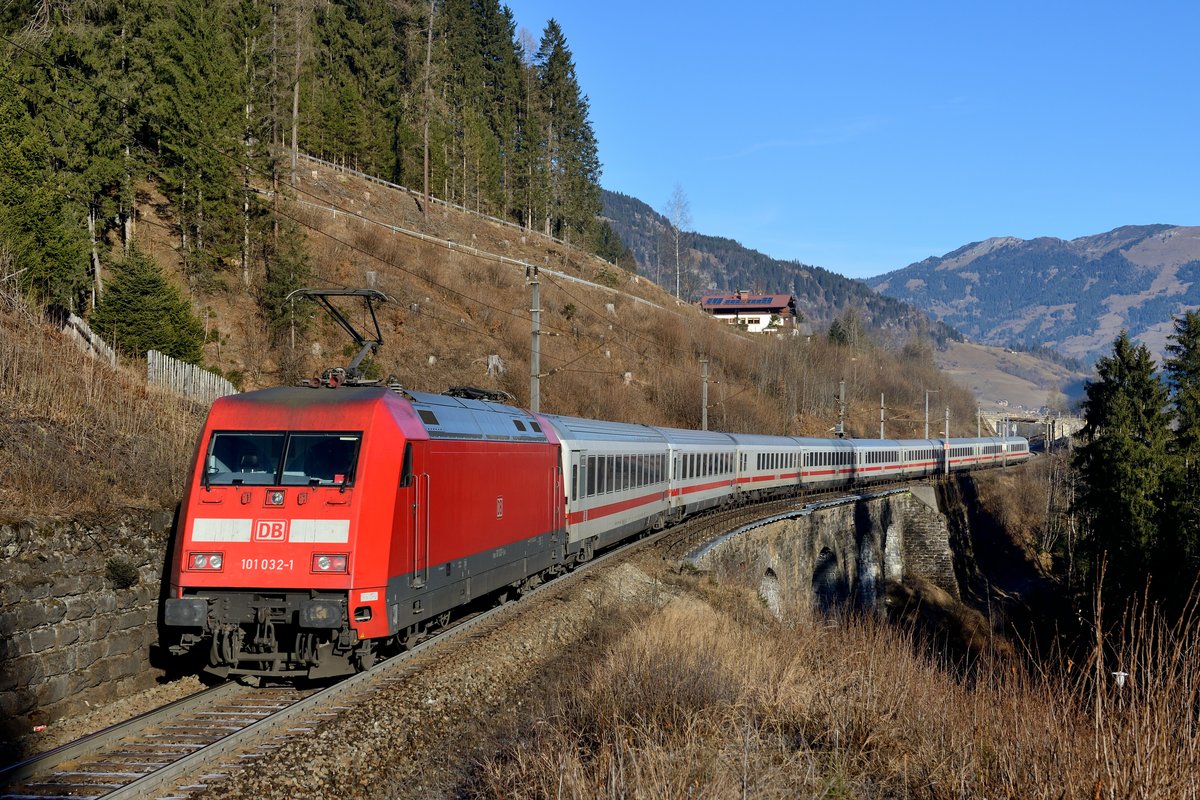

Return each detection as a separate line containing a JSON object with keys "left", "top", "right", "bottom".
{"left": 696, "top": 491, "right": 956, "bottom": 620}
{"left": 0, "top": 511, "right": 174, "bottom": 747}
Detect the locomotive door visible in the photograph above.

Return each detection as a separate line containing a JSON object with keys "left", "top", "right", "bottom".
{"left": 406, "top": 445, "right": 430, "bottom": 589}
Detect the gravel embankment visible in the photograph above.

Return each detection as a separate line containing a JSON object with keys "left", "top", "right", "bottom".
{"left": 195, "top": 561, "right": 674, "bottom": 799}
{"left": 14, "top": 676, "right": 206, "bottom": 756}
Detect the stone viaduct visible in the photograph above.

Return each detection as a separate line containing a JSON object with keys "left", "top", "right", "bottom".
{"left": 686, "top": 486, "right": 958, "bottom": 619}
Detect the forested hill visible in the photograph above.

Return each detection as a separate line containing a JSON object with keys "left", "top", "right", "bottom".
{"left": 1, "top": 0, "right": 615, "bottom": 320}
{"left": 867, "top": 225, "right": 1200, "bottom": 362}
{"left": 601, "top": 189, "right": 960, "bottom": 343}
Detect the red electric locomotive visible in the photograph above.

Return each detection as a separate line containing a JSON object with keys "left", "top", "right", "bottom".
{"left": 163, "top": 385, "right": 564, "bottom": 678}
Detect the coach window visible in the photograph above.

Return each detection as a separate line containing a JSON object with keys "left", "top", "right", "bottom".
{"left": 587, "top": 456, "right": 597, "bottom": 497}
{"left": 571, "top": 464, "right": 578, "bottom": 501}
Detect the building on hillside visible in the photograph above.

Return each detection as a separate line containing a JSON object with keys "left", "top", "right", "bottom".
{"left": 698, "top": 290, "right": 800, "bottom": 334}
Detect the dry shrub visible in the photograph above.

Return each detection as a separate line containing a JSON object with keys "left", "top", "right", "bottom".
{"left": 0, "top": 303, "right": 202, "bottom": 520}
{"left": 469, "top": 574, "right": 1200, "bottom": 799}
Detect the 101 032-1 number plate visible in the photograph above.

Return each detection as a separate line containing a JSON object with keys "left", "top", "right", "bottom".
{"left": 241, "top": 558, "right": 295, "bottom": 571}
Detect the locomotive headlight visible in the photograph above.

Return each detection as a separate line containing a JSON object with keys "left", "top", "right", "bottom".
{"left": 312, "top": 554, "right": 348, "bottom": 573}
{"left": 189, "top": 552, "right": 224, "bottom": 571}
{"left": 267, "top": 490, "right": 286, "bottom": 506}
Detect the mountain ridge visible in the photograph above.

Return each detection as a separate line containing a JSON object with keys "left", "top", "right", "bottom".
{"left": 867, "top": 224, "right": 1200, "bottom": 362}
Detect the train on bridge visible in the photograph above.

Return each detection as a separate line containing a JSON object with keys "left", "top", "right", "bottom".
{"left": 163, "top": 382, "right": 1030, "bottom": 678}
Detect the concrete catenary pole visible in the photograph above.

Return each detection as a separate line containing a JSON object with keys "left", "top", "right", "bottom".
{"left": 700, "top": 357, "right": 709, "bottom": 431}
{"left": 527, "top": 263, "right": 540, "bottom": 413}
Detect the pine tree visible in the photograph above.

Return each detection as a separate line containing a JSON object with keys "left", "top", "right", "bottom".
{"left": 1073, "top": 331, "right": 1171, "bottom": 601}
{"left": 147, "top": 0, "right": 244, "bottom": 274}
{"left": 534, "top": 19, "right": 601, "bottom": 242}
{"left": 0, "top": 90, "right": 89, "bottom": 308}
{"left": 90, "top": 246, "right": 205, "bottom": 363}
{"left": 1161, "top": 311, "right": 1200, "bottom": 592}
{"left": 260, "top": 218, "right": 313, "bottom": 342}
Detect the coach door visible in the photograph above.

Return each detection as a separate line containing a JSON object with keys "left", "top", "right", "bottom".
{"left": 552, "top": 449, "right": 564, "bottom": 535}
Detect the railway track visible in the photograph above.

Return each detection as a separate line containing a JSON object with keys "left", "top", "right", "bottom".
{"left": 0, "top": 486, "right": 916, "bottom": 799}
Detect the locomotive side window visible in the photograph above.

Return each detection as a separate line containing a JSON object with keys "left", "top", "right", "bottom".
{"left": 400, "top": 442, "right": 414, "bottom": 488}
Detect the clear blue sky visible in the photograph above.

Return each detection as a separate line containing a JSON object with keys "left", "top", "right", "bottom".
{"left": 505, "top": 1, "right": 1200, "bottom": 279}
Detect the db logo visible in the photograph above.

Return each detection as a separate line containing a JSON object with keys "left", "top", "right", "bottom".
{"left": 253, "top": 520, "right": 289, "bottom": 542}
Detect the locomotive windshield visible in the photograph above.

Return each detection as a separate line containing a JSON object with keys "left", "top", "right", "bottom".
{"left": 205, "top": 432, "right": 362, "bottom": 487}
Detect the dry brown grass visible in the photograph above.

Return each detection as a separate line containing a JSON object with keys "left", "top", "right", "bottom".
{"left": 0, "top": 284, "right": 203, "bottom": 520}
{"left": 467, "top": 574, "right": 1200, "bottom": 799}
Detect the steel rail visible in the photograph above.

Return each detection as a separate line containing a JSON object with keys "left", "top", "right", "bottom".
{"left": 0, "top": 682, "right": 240, "bottom": 788}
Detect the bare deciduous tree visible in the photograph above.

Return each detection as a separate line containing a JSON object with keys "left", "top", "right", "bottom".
{"left": 663, "top": 183, "right": 691, "bottom": 299}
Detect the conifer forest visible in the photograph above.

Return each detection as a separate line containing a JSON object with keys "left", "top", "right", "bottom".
{"left": 0, "top": 0, "right": 606, "bottom": 334}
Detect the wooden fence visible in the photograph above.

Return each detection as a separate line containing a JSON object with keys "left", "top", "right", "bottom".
{"left": 147, "top": 350, "right": 238, "bottom": 405}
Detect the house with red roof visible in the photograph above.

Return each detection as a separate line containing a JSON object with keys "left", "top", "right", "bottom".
{"left": 697, "top": 290, "right": 800, "bottom": 334}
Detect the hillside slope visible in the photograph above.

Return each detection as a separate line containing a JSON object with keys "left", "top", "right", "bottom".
{"left": 601, "top": 190, "right": 959, "bottom": 343}
{"left": 867, "top": 225, "right": 1200, "bottom": 362}
{"left": 935, "top": 341, "right": 1090, "bottom": 413}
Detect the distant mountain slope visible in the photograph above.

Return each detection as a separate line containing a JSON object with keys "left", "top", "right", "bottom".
{"left": 867, "top": 225, "right": 1200, "bottom": 362}
{"left": 601, "top": 190, "right": 958, "bottom": 342}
